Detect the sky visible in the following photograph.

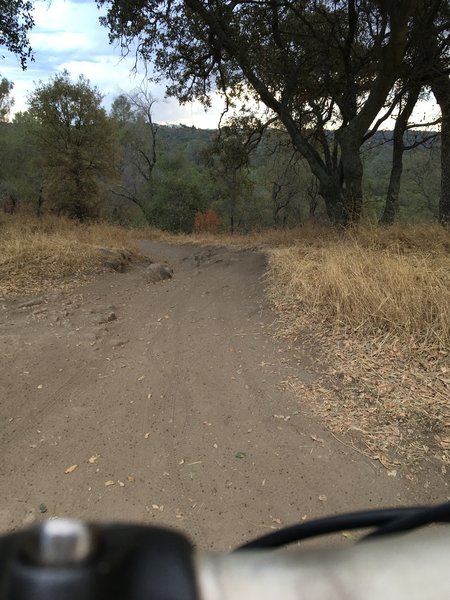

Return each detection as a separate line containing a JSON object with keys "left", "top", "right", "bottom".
{"left": 0, "top": 0, "right": 225, "bottom": 127}
{"left": 0, "top": 0, "right": 441, "bottom": 130}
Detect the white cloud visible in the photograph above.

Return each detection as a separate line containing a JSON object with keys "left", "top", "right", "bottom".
{"left": 1, "top": 0, "right": 225, "bottom": 127}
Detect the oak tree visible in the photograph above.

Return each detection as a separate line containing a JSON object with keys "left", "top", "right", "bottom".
{"left": 98, "top": 0, "right": 440, "bottom": 225}
{"left": 28, "top": 71, "right": 117, "bottom": 220}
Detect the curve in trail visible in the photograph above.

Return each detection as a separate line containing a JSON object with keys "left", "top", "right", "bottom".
{"left": 0, "top": 242, "right": 421, "bottom": 547}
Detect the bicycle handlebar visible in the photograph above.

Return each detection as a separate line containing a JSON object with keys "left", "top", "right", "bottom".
{"left": 0, "top": 518, "right": 448, "bottom": 599}
{"left": 197, "top": 529, "right": 450, "bottom": 600}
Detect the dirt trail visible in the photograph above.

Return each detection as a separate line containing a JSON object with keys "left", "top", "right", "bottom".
{"left": 0, "top": 243, "right": 438, "bottom": 549}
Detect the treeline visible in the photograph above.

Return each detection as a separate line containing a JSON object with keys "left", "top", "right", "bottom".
{"left": 1, "top": 1, "right": 449, "bottom": 230}
{"left": 0, "top": 71, "right": 442, "bottom": 233}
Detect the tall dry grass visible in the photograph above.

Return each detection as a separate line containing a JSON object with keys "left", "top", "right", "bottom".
{"left": 135, "top": 222, "right": 333, "bottom": 249}
{"left": 0, "top": 215, "right": 139, "bottom": 297}
{"left": 267, "top": 224, "right": 450, "bottom": 348}
{"left": 264, "top": 223, "right": 450, "bottom": 468}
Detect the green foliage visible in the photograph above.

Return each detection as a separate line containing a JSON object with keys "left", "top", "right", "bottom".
{"left": 0, "top": 84, "right": 442, "bottom": 229}
{"left": 110, "top": 94, "right": 133, "bottom": 126}
{"left": 27, "top": 71, "right": 117, "bottom": 220}
{"left": 99, "top": 0, "right": 441, "bottom": 224}
{"left": 205, "top": 131, "right": 254, "bottom": 232}
{"left": 362, "top": 138, "right": 441, "bottom": 223}
{"left": 0, "top": 113, "right": 40, "bottom": 213}
{"left": 147, "top": 153, "right": 210, "bottom": 233}
{"left": 0, "top": 77, "right": 14, "bottom": 121}
{"left": 0, "top": 0, "right": 34, "bottom": 68}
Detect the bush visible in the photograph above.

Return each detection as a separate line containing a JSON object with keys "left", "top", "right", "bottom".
{"left": 194, "top": 208, "right": 220, "bottom": 233}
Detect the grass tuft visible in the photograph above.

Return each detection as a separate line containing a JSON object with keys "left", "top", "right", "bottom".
{"left": 0, "top": 215, "right": 140, "bottom": 297}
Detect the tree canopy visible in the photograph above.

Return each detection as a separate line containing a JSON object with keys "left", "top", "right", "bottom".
{"left": 0, "top": 0, "right": 34, "bottom": 68}
{"left": 98, "top": 0, "right": 448, "bottom": 225}
{"left": 28, "top": 71, "right": 117, "bottom": 219}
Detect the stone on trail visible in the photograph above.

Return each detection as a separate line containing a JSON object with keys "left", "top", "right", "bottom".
{"left": 145, "top": 263, "right": 173, "bottom": 284}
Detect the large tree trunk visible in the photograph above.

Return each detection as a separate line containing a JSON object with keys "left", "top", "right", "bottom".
{"left": 320, "top": 178, "right": 347, "bottom": 226}
{"left": 334, "top": 130, "right": 364, "bottom": 224}
{"left": 431, "top": 75, "right": 450, "bottom": 225}
{"left": 380, "top": 87, "right": 420, "bottom": 224}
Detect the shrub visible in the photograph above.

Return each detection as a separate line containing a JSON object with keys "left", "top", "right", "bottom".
{"left": 194, "top": 208, "right": 220, "bottom": 233}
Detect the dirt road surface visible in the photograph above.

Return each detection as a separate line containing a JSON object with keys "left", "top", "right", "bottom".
{"left": 0, "top": 243, "right": 442, "bottom": 549}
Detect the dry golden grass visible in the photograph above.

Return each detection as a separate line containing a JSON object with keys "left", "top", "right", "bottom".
{"left": 265, "top": 224, "right": 450, "bottom": 472}
{"left": 0, "top": 215, "right": 140, "bottom": 297}
{"left": 135, "top": 222, "right": 331, "bottom": 249}
{"left": 268, "top": 242, "right": 450, "bottom": 347}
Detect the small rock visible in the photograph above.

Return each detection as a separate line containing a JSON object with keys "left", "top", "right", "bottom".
{"left": 99, "top": 312, "right": 117, "bottom": 324}
{"left": 145, "top": 263, "right": 174, "bottom": 284}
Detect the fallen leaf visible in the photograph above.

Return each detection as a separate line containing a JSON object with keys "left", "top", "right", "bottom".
{"left": 144, "top": 432, "right": 150, "bottom": 439}
{"left": 88, "top": 455, "right": 99, "bottom": 464}
{"left": 64, "top": 464, "right": 78, "bottom": 474}
{"left": 105, "top": 480, "right": 115, "bottom": 486}
{"left": 127, "top": 475, "right": 135, "bottom": 482}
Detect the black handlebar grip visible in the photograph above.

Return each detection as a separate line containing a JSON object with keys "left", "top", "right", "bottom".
{"left": 0, "top": 523, "right": 199, "bottom": 600}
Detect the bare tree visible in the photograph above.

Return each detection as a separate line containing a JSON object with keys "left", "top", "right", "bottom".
{"left": 111, "top": 83, "right": 159, "bottom": 223}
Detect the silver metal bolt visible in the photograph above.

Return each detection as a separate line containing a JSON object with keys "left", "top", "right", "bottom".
{"left": 27, "top": 519, "right": 95, "bottom": 566}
